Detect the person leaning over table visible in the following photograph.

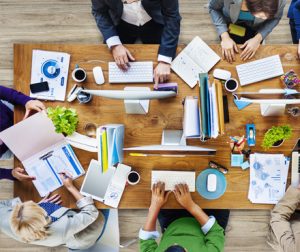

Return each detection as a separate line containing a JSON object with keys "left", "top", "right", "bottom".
{"left": 267, "top": 184, "right": 300, "bottom": 251}
{"left": 208, "top": 0, "right": 286, "bottom": 63}
{"left": 91, "top": 0, "right": 181, "bottom": 86}
{"left": 0, "top": 85, "right": 45, "bottom": 181}
{"left": 139, "top": 182, "right": 229, "bottom": 252}
{"left": 0, "top": 171, "right": 105, "bottom": 250}
{"left": 288, "top": 0, "right": 300, "bottom": 58}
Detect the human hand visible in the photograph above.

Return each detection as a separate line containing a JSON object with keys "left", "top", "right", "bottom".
{"left": 59, "top": 171, "right": 74, "bottom": 190}
{"left": 240, "top": 34, "right": 262, "bottom": 61}
{"left": 221, "top": 32, "right": 239, "bottom": 63}
{"left": 24, "top": 100, "right": 46, "bottom": 119}
{"left": 12, "top": 167, "right": 36, "bottom": 181}
{"left": 173, "top": 184, "right": 196, "bottom": 212}
{"left": 154, "top": 62, "right": 171, "bottom": 88}
{"left": 39, "top": 193, "right": 62, "bottom": 205}
{"left": 150, "top": 182, "right": 171, "bottom": 212}
{"left": 111, "top": 44, "right": 135, "bottom": 71}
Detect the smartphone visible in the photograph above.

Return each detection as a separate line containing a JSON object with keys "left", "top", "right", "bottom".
{"left": 30, "top": 81, "right": 49, "bottom": 94}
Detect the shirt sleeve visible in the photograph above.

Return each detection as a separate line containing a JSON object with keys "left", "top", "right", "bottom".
{"left": 208, "top": 0, "right": 228, "bottom": 37}
{"left": 203, "top": 222, "right": 225, "bottom": 252}
{"left": 0, "top": 168, "right": 15, "bottom": 180}
{"left": 157, "top": 54, "right": 173, "bottom": 64}
{"left": 139, "top": 228, "right": 160, "bottom": 240}
{"left": 201, "top": 216, "right": 216, "bottom": 235}
{"left": 0, "top": 86, "right": 32, "bottom": 106}
{"left": 106, "top": 36, "right": 122, "bottom": 49}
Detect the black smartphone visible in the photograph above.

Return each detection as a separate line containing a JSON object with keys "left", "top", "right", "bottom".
{"left": 30, "top": 81, "right": 49, "bottom": 94}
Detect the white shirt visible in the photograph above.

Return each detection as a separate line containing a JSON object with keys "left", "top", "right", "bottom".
{"left": 106, "top": 0, "right": 172, "bottom": 64}
{"left": 121, "top": 0, "right": 152, "bottom": 27}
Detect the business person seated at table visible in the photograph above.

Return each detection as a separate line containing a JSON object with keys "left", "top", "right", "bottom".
{"left": 267, "top": 184, "right": 300, "bottom": 251}
{"left": 208, "top": 0, "right": 286, "bottom": 63}
{"left": 0, "top": 171, "right": 105, "bottom": 250}
{"left": 139, "top": 182, "right": 229, "bottom": 252}
{"left": 0, "top": 85, "right": 45, "bottom": 181}
{"left": 91, "top": 0, "right": 181, "bottom": 85}
{"left": 288, "top": 0, "right": 300, "bottom": 58}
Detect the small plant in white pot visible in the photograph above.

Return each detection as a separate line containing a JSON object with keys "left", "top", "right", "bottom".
{"left": 261, "top": 125, "right": 292, "bottom": 150}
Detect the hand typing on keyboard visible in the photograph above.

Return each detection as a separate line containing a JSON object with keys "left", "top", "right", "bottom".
{"left": 111, "top": 44, "right": 135, "bottom": 71}
{"left": 154, "top": 62, "right": 171, "bottom": 88}
{"left": 240, "top": 34, "right": 263, "bottom": 61}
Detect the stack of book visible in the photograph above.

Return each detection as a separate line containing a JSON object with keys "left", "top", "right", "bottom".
{"left": 96, "top": 124, "right": 124, "bottom": 173}
{"left": 183, "top": 74, "right": 225, "bottom": 141}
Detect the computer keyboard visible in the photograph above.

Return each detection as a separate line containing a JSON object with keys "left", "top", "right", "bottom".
{"left": 109, "top": 61, "right": 153, "bottom": 83}
{"left": 236, "top": 55, "right": 284, "bottom": 86}
{"left": 151, "top": 170, "right": 195, "bottom": 192}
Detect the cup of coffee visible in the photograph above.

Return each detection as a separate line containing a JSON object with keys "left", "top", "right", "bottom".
{"left": 225, "top": 78, "right": 239, "bottom": 92}
{"left": 72, "top": 68, "right": 87, "bottom": 83}
{"left": 127, "top": 171, "right": 140, "bottom": 185}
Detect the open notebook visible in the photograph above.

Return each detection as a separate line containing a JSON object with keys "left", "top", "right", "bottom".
{"left": 171, "top": 36, "right": 220, "bottom": 88}
{"left": 0, "top": 112, "right": 84, "bottom": 197}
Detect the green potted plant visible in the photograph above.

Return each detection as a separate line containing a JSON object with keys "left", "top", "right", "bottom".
{"left": 47, "top": 106, "right": 79, "bottom": 136}
{"left": 261, "top": 125, "right": 292, "bottom": 150}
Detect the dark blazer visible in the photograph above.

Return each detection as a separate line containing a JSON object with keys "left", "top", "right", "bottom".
{"left": 91, "top": 0, "right": 181, "bottom": 59}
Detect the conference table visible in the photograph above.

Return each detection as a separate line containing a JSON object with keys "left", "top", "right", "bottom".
{"left": 13, "top": 43, "right": 300, "bottom": 209}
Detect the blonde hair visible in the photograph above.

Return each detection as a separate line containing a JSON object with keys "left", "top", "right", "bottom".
{"left": 10, "top": 201, "right": 51, "bottom": 242}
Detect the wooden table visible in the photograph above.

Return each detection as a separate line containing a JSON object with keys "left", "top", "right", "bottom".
{"left": 14, "top": 44, "right": 300, "bottom": 209}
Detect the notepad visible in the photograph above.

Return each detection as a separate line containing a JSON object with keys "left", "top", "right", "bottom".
{"left": 171, "top": 36, "right": 221, "bottom": 88}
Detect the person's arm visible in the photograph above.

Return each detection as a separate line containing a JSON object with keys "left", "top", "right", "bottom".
{"left": 0, "top": 86, "right": 32, "bottom": 106}
{"left": 269, "top": 185, "right": 300, "bottom": 251}
{"left": 0, "top": 168, "right": 15, "bottom": 180}
{"left": 174, "top": 184, "right": 225, "bottom": 252}
{"left": 91, "top": 0, "right": 120, "bottom": 47}
{"left": 91, "top": 0, "right": 135, "bottom": 70}
{"left": 256, "top": 0, "right": 286, "bottom": 40}
{"left": 208, "top": 0, "right": 228, "bottom": 37}
{"left": 293, "top": 1, "right": 300, "bottom": 58}
{"left": 58, "top": 172, "right": 102, "bottom": 238}
{"left": 139, "top": 182, "right": 171, "bottom": 252}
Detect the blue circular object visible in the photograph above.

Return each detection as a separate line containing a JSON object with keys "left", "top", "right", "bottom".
{"left": 196, "top": 168, "right": 227, "bottom": 200}
{"left": 42, "top": 60, "right": 60, "bottom": 79}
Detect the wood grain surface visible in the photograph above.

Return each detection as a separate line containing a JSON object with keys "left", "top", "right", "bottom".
{"left": 13, "top": 43, "right": 300, "bottom": 209}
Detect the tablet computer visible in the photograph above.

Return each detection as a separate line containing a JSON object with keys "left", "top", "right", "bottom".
{"left": 80, "top": 159, "right": 115, "bottom": 202}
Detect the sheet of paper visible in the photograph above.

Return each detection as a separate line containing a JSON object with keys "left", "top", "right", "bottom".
{"left": 31, "top": 50, "right": 70, "bottom": 101}
{"left": 24, "top": 142, "right": 84, "bottom": 197}
{"left": 248, "top": 153, "right": 288, "bottom": 204}
{"left": 104, "top": 164, "right": 131, "bottom": 208}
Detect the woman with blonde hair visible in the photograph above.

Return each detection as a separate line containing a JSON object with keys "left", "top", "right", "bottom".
{"left": 0, "top": 171, "right": 105, "bottom": 250}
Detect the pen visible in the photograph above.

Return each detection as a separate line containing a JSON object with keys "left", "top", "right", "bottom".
{"left": 36, "top": 95, "right": 56, "bottom": 101}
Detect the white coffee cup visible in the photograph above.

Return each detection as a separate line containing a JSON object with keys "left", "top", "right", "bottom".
{"left": 72, "top": 68, "right": 87, "bottom": 83}
{"left": 224, "top": 78, "right": 239, "bottom": 92}
{"left": 127, "top": 171, "right": 140, "bottom": 185}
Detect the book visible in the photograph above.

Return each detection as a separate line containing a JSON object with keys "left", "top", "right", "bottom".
{"left": 171, "top": 36, "right": 220, "bottom": 88}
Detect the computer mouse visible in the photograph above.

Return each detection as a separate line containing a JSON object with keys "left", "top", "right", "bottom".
{"left": 93, "top": 66, "right": 105, "bottom": 85}
{"left": 213, "top": 69, "right": 231, "bottom": 81}
{"left": 207, "top": 174, "right": 217, "bottom": 192}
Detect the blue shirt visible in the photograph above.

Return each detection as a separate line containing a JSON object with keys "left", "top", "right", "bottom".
{"left": 288, "top": 0, "right": 300, "bottom": 40}
{"left": 238, "top": 11, "right": 255, "bottom": 21}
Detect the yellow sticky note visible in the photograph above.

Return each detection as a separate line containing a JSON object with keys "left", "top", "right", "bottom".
{"left": 229, "top": 24, "right": 246, "bottom": 37}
